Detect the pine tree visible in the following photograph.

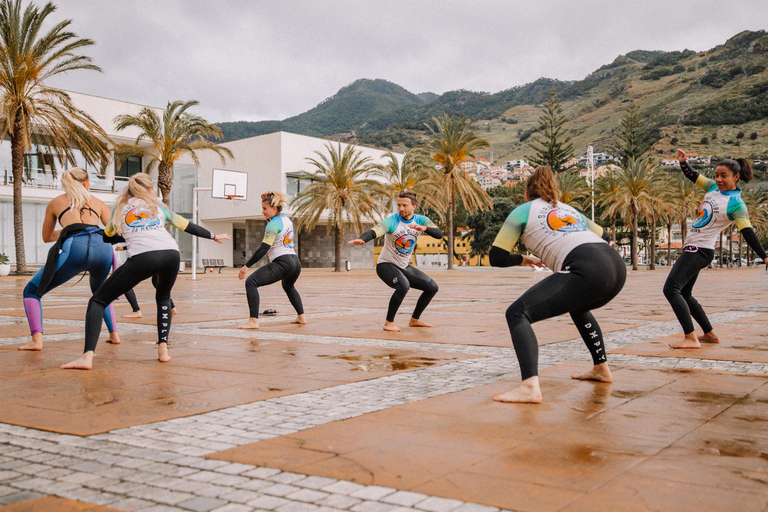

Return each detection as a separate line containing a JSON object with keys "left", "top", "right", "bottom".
{"left": 526, "top": 91, "right": 575, "bottom": 173}
{"left": 613, "top": 102, "right": 653, "bottom": 168}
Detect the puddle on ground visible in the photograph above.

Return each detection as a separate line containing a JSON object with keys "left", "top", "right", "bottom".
{"left": 316, "top": 353, "right": 443, "bottom": 372}
{"left": 702, "top": 438, "right": 764, "bottom": 459}
{"left": 683, "top": 391, "right": 738, "bottom": 404}
{"left": 611, "top": 390, "right": 644, "bottom": 399}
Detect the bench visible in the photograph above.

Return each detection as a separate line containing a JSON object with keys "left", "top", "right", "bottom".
{"left": 202, "top": 259, "right": 226, "bottom": 273}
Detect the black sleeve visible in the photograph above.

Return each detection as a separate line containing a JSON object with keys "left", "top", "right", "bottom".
{"left": 601, "top": 229, "right": 611, "bottom": 243}
{"left": 425, "top": 226, "right": 443, "bottom": 239}
{"left": 101, "top": 230, "right": 126, "bottom": 244}
{"left": 679, "top": 160, "right": 699, "bottom": 184}
{"left": 489, "top": 246, "right": 524, "bottom": 268}
{"left": 740, "top": 227, "right": 767, "bottom": 260}
{"left": 184, "top": 221, "right": 215, "bottom": 240}
{"left": 245, "top": 242, "right": 271, "bottom": 268}
{"left": 360, "top": 230, "right": 377, "bottom": 243}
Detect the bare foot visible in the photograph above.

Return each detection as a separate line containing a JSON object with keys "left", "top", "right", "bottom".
{"left": 493, "top": 376, "right": 542, "bottom": 404}
{"left": 158, "top": 343, "right": 171, "bottom": 363}
{"left": 409, "top": 318, "right": 432, "bottom": 327}
{"left": 698, "top": 331, "right": 720, "bottom": 344}
{"left": 18, "top": 333, "right": 43, "bottom": 351}
{"left": 291, "top": 314, "right": 307, "bottom": 325}
{"left": 383, "top": 321, "right": 401, "bottom": 332}
{"left": 670, "top": 333, "right": 701, "bottom": 349}
{"left": 237, "top": 318, "right": 260, "bottom": 330}
{"left": 122, "top": 311, "right": 142, "bottom": 319}
{"left": 571, "top": 362, "right": 613, "bottom": 382}
{"left": 61, "top": 351, "right": 94, "bottom": 370}
{"left": 172, "top": 307, "right": 179, "bottom": 315}
{"left": 106, "top": 332, "right": 121, "bottom": 345}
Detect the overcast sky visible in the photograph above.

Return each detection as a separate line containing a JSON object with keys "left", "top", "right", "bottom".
{"left": 47, "top": 0, "right": 768, "bottom": 123}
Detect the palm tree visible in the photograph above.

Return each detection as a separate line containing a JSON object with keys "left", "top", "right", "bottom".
{"left": 0, "top": 0, "right": 111, "bottom": 273}
{"left": 424, "top": 114, "right": 492, "bottom": 269}
{"left": 291, "top": 142, "right": 387, "bottom": 271}
{"left": 556, "top": 170, "right": 589, "bottom": 209}
{"left": 599, "top": 158, "right": 659, "bottom": 270}
{"left": 666, "top": 172, "right": 700, "bottom": 248}
{"left": 114, "top": 100, "right": 232, "bottom": 205}
{"left": 377, "top": 149, "right": 440, "bottom": 211}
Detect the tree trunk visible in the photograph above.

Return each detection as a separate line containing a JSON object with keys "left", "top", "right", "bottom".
{"left": 11, "top": 112, "right": 27, "bottom": 273}
{"left": 667, "top": 223, "right": 672, "bottom": 266}
{"left": 447, "top": 180, "right": 455, "bottom": 270}
{"left": 630, "top": 206, "right": 638, "bottom": 271}
{"left": 157, "top": 161, "right": 174, "bottom": 206}
{"left": 334, "top": 221, "right": 343, "bottom": 272}
{"left": 649, "top": 214, "right": 656, "bottom": 270}
{"left": 738, "top": 233, "right": 743, "bottom": 266}
{"left": 728, "top": 226, "right": 733, "bottom": 268}
{"left": 681, "top": 218, "right": 687, "bottom": 247}
{"left": 611, "top": 215, "right": 616, "bottom": 243}
{"left": 719, "top": 230, "right": 724, "bottom": 268}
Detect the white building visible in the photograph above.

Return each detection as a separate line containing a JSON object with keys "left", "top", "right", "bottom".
{"left": 505, "top": 159, "right": 528, "bottom": 171}
{"left": 190, "top": 131, "right": 402, "bottom": 269}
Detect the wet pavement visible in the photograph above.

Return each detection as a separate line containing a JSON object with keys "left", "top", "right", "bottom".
{"left": 0, "top": 265, "right": 767, "bottom": 511}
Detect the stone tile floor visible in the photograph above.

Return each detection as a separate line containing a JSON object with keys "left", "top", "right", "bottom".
{"left": 0, "top": 265, "right": 766, "bottom": 511}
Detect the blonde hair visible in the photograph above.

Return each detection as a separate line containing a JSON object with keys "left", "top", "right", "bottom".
{"left": 110, "top": 173, "right": 161, "bottom": 234}
{"left": 261, "top": 190, "right": 287, "bottom": 212}
{"left": 60, "top": 168, "right": 91, "bottom": 211}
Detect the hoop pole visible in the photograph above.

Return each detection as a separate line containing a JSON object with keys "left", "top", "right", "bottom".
{"left": 192, "top": 187, "right": 212, "bottom": 280}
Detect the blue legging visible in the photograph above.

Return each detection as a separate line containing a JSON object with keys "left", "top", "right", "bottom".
{"left": 24, "top": 228, "right": 116, "bottom": 336}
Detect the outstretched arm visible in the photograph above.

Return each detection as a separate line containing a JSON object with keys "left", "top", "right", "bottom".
{"left": 349, "top": 216, "right": 394, "bottom": 245}
{"left": 734, "top": 215, "right": 768, "bottom": 266}
{"left": 162, "top": 206, "right": 229, "bottom": 242}
{"left": 489, "top": 203, "right": 544, "bottom": 268}
{"left": 678, "top": 149, "right": 715, "bottom": 191}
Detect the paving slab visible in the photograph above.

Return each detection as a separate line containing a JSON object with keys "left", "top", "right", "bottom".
{"left": 0, "top": 495, "right": 125, "bottom": 511}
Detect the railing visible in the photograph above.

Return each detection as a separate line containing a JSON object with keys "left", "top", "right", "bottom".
{"left": 1, "top": 167, "right": 130, "bottom": 193}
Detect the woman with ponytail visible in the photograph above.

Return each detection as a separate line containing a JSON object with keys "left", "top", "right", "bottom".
{"left": 665, "top": 150, "right": 768, "bottom": 349}
{"left": 237, "top": 191, "right": 305, "bottom": 329}
{"left": 61, "top": 173, "right": 230, "bottom": 369}
{"left": 20, "top": 168, "right": 120, "bottom": 351}
{"left": 489, "top": 166, "right": 626, "bottom": 403}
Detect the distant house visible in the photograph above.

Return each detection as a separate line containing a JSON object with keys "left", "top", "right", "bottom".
{"left": 505, "top": 159, "right": 528, "bottom": 171}
{"left": 579, "top": 152, "right": 614, "bottom": 166}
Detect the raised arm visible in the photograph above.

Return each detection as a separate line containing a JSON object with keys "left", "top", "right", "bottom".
{"left": 678, "top": 149, "right": 715, "bottom": 192}
{"left": 349, "top": 215, "right": 396, "bottom": 245}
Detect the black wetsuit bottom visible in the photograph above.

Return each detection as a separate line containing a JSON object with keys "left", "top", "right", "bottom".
{"left": 245, "top": 254, "right": 303, "bottom": 318}
{"left": 124, "top": 276, "right": 175, "bottom": 312}
{"left": 85, "top": 250, "right": 180, "bottom": 353}
{"left": 376, "top": 262, "right": 439, "bottom": 323}
{"left": 663, "top": 247, "right": 714, "bottom": 335}
{"left": 506, "top": 243, "right": 626, "bottom": 380}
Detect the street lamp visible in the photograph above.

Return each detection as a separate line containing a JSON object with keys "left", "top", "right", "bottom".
{"left": 587, "top": 145, "right": 595, "bottom": 221}
{"left": 191, "top": 187, "right": 211, "bottom": 280}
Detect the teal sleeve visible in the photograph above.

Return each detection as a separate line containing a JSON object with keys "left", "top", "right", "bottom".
{"left": 727, "top": 196, "right": 752, "bottom": 229}
{"left": 695, "top": 175, "right": 717, "bottom": 193}
{"left": 263, "top": 217, "right": 282, "bottom": 246}
{"left": 579, "top": 213, "right": 605, "bottom": 237}
{"left": 414, "top": 215, "right": 436, "bottom": 228}
{"left": 492, "top": 202, "right": 530, "bottom": 252}
{"left": 372, "top": 215, "right": 399, "bottom": 238}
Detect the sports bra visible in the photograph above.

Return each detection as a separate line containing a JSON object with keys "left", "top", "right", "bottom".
{"left": 58, "top": 204, "right": 100, "bottom": 226}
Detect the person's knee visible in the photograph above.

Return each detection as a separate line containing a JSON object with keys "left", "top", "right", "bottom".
{"left": 23, "top": 282, "right": 38, "bottom": 299}
{"left": 395, "top": 281, "right": 410, "bottom": 296}
{"left": 505, "top": 302, "right": 528, "bottom": 327}
{"left": 246, "top": 274, "right": 260, "bottom": 289}
{"left": 427, "top": 280, "right": 438, "bottom": 295}
{"left": 88, "top": 295, "right": 109, "bottom": 310}
{"left": 662, "top": 280, "right": 679, "bottom": 299}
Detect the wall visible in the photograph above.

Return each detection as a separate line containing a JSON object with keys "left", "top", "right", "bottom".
{"left": 299, "top": 223, "right": 374, "bottom": 269}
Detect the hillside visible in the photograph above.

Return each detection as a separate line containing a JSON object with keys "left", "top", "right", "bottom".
{"left": 217, "top": 30, "right": 768, "bottom": 162}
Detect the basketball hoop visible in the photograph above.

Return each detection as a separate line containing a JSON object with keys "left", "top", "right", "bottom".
{"left": 226, "top": 195, "right": 245, "bottom": 201}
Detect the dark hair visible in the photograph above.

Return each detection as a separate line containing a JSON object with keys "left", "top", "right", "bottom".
{"left": 718, "top": 158, "right": 753, "bottom": 183}
{"left": 526, "top": 166, "right": 559, "bottom": 207}
{"left": 398, "top": 190, "right": 418, "bottom": 206}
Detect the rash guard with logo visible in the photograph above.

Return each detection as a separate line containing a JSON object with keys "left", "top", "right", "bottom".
{"left": 361, "top": 213, "right": 442, "bottom": 269}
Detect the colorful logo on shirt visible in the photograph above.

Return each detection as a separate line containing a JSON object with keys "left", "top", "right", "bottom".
{"left": 125, "top": 207, "right": 159, "bottom": 228}
{"left": 546, "top": 209, "right": 586, "bottom": 233}
{"left": 283, "top": 230, "right": 294, "bottom": 248}
{"left": 692, "top": 200, "right": 714, "bottom": 229}
{"left": 394, "top": 234, "right": 417, "bottom": 255}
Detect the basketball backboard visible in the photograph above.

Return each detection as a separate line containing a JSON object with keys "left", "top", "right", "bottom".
{"left": 211, "top": 169, "right": 248, "bottom": 200}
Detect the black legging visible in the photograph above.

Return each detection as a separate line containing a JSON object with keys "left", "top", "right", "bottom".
{"left": 506, "top": 243, "right": 626, "bottom": 380}
{"left": 85, "top": 250, "right": 180, "bottom": 353}
{"left": 245, "top": 254, "right": 303, "bottom": 318}
{"left": 663, "top": 247, "right": 714, "bottom": 335}
{"left": 376, "top": 262, "right": 439, "bottom": 323}
{"left": 124, "top": 276, "right": 175, "bottom": 312}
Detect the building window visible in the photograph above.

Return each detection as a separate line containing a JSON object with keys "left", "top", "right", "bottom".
{"left": 115, "top": 156, "right": 142, "bottom": 178}
{"left": 286, "top": 173, "right": 314, "bottom": 200}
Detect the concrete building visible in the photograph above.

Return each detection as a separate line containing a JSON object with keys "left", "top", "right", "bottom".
{"left": 191, "top": 131, "right": 402, "bottom": 269}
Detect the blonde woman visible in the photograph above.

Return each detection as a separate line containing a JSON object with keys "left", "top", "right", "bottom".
{"left": 62, "top": 173, "right": 229, "bottom": 369}
{"left": 237, "top": 191, "right": 305, "bottom": 329}
{"left": 20, "top": 168, "right": 120, "bottom": 351}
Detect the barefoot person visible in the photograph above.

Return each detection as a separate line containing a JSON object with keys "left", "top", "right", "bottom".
{"left": 348, "top": 191, "right": 442, "bottom": 332}
{"left": 20, "top": 168, "right": 120, "bottom": 351}
{"left": 61, "top": 173, "right": 229, "bottom": 369}
{"left": 665, "top": 150, "right": 768, "bottom": 349}
{"left": 237, "top": 191, "right": 305, "bottom": 329}
{"left": 489, "top": 166, "right": 626, "bottom": 404}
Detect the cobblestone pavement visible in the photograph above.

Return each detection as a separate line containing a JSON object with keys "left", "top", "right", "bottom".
{"left": 1, "top": 267, "right": 767, "bottom": 511}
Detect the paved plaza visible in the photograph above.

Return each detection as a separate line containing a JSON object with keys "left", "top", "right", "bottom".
{"left": 0, "top": 265, "right": 767, "bottom": 512}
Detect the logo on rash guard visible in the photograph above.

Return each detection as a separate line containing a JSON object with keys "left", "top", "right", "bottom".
{"left": 692, "top": 200, "right": 714, "bottom": 228}
{"left": 283, "top": 230, "right": 294, "bottom": 248}
{"left": 546, "top": 209, "right": 586, "bottom": 233}
{"left": 394, "top": 234, "right": 417, "bottom": 255}
{"left": 125, "top": 208, "right": 160, "bottom": 228}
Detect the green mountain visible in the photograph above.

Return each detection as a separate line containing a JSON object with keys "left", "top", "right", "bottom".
{"left": 217, "top": 30, "right": 768, "bottom": 162}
